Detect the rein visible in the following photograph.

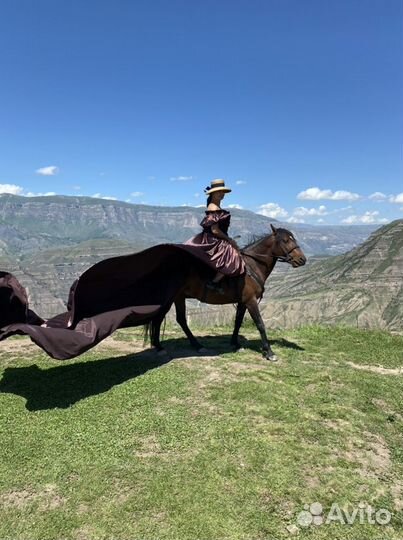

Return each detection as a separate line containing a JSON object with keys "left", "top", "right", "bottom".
{"left": 240, "top": 239, "right": 301, "bottom": 294}
{"left": 241, "top": 242, "right": 301, "bottom": 267}
{"left": 239, "top": 251, "right": 269, "bottom": 297}
{"left": 240, "top": 250, "right": 271, "bottom": 269}
{"left": 274, "top": 243, "right": 301, "bottom": 263}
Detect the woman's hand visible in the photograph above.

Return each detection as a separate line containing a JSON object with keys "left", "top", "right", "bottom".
{"left": 229, "top": 238, "right": 240, "bottom": 251}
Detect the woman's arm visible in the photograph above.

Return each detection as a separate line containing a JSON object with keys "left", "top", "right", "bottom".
{"left": 211, "top": 224, "right": 239, "bottom": 249}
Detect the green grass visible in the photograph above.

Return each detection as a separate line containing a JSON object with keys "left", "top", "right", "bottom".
{"left": 0, "top": 325, "right": 402, "bottom": 540}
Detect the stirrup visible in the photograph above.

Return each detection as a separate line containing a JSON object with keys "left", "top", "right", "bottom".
{"left": 206, "top": 280, "right": 225, "bottom": 294}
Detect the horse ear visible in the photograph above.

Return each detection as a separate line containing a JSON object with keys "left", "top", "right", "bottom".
{"left": 270, "top": 224, "right": 277, "bottom": 234}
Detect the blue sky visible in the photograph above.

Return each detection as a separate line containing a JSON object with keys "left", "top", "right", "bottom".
{"left": 0, "top": 0, "right": 402, "bottom": 225}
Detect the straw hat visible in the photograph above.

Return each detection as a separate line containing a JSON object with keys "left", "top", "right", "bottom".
{"left": 204, "top": 179, "right": 232, "bottom": 195}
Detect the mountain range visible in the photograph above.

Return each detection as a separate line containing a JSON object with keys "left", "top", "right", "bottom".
{"left": 0, "top": 193, "right": 380, "bottom": 318}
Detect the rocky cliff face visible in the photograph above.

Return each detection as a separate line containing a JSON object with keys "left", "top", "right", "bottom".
{"left": 263, "top": 220, "right": 403, "bottom": 332}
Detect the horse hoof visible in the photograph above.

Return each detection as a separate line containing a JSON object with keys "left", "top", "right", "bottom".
{"left": 265, "top": 353, "right": 278, "bottom": 362}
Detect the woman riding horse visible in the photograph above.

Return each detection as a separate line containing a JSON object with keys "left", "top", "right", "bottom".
{"left": 184, "top": 179, "right": 245, "bottom": 293}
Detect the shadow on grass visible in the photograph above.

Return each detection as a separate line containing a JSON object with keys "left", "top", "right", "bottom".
{"left": 0, "top": 349, "right": 172, "bottom": 411}
{"left": 160, "top": 334, "right": 304, "bottom": 356}
{"left": 0, "top": 335, "right": 303, "bottom": 411}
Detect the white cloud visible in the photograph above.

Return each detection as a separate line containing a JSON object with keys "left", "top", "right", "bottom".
{"left": 0, "top": 184, "right": 59, "bottom": 197}
{"left": 227, "top": 203, "right": 243, "bottom": 209}
{"left": 342, "top": 211, "right": 388, "bottom": 224}
{"left": 170, "top": 176, "right": 193, "bottom": 181}
{"left": 36, "top": 165, "right": 59, "bottom": 176}
{"left": 389, "top": 193, "right": 403, "bottom": 203}
{"left": 369, "top": 192, "right": 387, "bottom": 201}
{"left": 298, "top": 186, "right": 361, "bottom": 201}
{"left": 25, "top": 191, "right": 56, "bottom": 197}
{"left": 92, "top": 193, "right": 117, "bottom": 200}
{"left": 332, "top": 205, "right": 353, "bottom": 213}
{"left": 194, "top": 192, "right": 200, "bottom": 198}
{"left": 0, "top": 183, "right": 24, "bottom": 195}
{"left": 235, "top": 180, "right": 247, "bottom": 185}
{"left": 293, "top": 205, "right": 328, "bottom": 217}
{"left": 287, "top": 216, "right": 304, "bottom": 223}
{"left": 257, "top": 202, "right": 289, "bottom": 219}
{"left": 130, "top": 191, "right": 144, "bottom": 197}
{"left": 72, "top": 185, "right": 81, "bottom": 191}
{"left": 317, "top": 218, "right": 325, "bottom": 223}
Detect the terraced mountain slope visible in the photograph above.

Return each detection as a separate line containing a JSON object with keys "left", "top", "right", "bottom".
{"left": 264, "top": 220, "right": 403, "bottom": 332}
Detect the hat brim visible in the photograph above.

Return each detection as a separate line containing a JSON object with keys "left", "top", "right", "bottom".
{"left": 206, "top": 187, "right": 232, "bottom": 195}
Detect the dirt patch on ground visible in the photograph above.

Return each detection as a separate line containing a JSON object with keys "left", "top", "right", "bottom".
{"left": 391, "top": 481, "right": 403, "bottom": 511}
{"left": 133, "top": 434, "right": 197, "bottom": 461}
{"left": 75, "top": 525, "right": 98, "bottom": 540}
{"left": 96, "top": 336, "right": 145, "bottom": 354}
{"left": 0, "top": 489, "right": 35, "bottom": 509}
{"left": 133, "top": 434, "right": 166, "bottom": 459}
{"left": 0, "top": 334, "right": 146, "bottom": 358}
{"left": 0, "top": 337, "right": 38, "bottom": 356}
{"left": 303, "top": 474, "right": 321, "bottom": 489}
{"left": 372, "top": 398, "right": 403, "bottom": 422}
{"left": 0, "top": 484, "right": 66, "bottom": 511}
{"left": 340, "top": 432, "right": 391, "bottom": 479}
{"left": 324, "top": 418, "right": 353, "bottom": 432}
{"left": 346, "top": 361, "right": 403, "bottom": 376}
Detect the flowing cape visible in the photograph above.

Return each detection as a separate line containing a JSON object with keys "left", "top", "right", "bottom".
{"left": 0, "top": 243, "right": 217, "bottom": 360}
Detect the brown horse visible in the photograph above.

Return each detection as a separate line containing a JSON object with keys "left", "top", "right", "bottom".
{"left": 148, "top": 224, "right": 306, "bottom": 361}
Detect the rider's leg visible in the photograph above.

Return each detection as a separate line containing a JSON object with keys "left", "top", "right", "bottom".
{"left": 206, "top": 271, "right": 225, "bottom": 293}
{"left": 211, "top": 272, "right": 224, "bottom": 283}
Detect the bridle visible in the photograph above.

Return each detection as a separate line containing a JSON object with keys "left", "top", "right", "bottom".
{"left": 239, "top": 236, "right": 301, "bottom": 297}
{"left": 241, "top": 237, "right": 301, "bottom": 268}
{"left": 274, "top": 239, "right": 302, "bottom": 263}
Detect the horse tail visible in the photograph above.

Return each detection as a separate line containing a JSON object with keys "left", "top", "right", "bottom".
{"left": 143, "top": 322, "right": 151, "bottom": 345}
{"left": 143, "top": 315, "right": 167, "bottom": 347}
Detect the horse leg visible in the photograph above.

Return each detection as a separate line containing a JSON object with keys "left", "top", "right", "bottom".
{"left": 149, "top": 313, "right": 170, "bottom": 356}
{"left": 230, "top": 303, "right": 247, "bottom": 350}
{"left": 174, "top": 296, "right": 204, "bottom": 351}
{"left": 246, "top": 299, "right": 277, "bottom": 362}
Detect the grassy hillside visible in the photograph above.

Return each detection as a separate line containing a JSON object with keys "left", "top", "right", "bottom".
{"left": 0, "top": 325, "right": 402, "bottom": 540}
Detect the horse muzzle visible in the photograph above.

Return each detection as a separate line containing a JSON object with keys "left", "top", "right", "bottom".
{"left": 291, "top": 255, "right": 307, "bottom": 267}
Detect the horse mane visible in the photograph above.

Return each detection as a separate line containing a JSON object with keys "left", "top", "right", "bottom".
{"left": 242, "top": 233, "right": 272, "bottom": 250}
{"left": 242, "top": 227, "right": 291, "bottom": 251}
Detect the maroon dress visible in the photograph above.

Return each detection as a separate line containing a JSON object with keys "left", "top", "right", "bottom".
{"left": 184, "top": 210, "right": 245, "bottom": 276}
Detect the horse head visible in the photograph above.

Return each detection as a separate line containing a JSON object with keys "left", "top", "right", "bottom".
{"left": 270, "top": 224, "right": 307, "bottom": 267}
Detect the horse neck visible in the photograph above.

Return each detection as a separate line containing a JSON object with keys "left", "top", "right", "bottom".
{"left": 245, "top": 235, "right": 278, "bottom": 279}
